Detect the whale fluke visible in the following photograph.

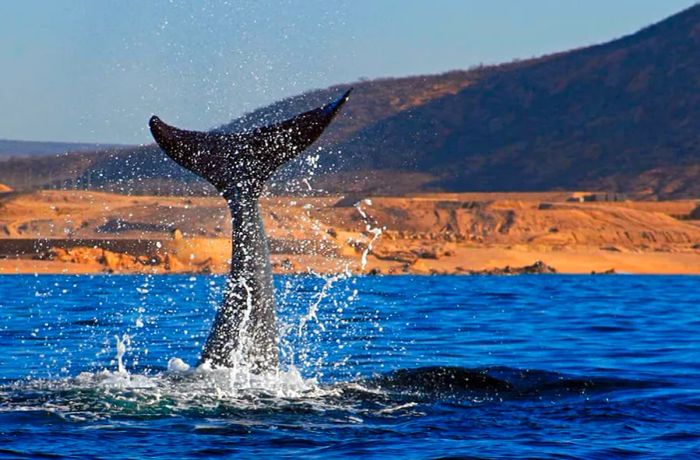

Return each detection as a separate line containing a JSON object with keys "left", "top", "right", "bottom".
{"left": 149, "top": 89, "right": 351, "bottom": 371}
{"left": 149, "top": 88, "right": 352, "bottom": 195}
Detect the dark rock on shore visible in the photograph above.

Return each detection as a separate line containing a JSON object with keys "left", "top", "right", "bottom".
{"left": 467, "top": 260, "right": 557, "bottom": 275}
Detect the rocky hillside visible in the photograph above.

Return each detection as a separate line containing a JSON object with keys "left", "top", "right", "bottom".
{"left": 332, "top": 4, "right": 700, "bottom": 198}
{"left": 1, "top": 190, "right": 699, "bottom": 274}
{"left": 0, "top": 69, "right": 493, "bottom": 194}
{"left": 1, "top": 5, "right": 699, "bottom": 198}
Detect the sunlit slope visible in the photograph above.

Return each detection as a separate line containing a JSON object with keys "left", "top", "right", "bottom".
{"left": 2, "top": 5, "right": 700, "bottom": 198}
{"left": 0, "top": 70, "right": 485, "bottom": 194}
{"left": 334, "top": 4, "right": 700, "bottom": 198}
{"left": 1, "top": 190, "right": 699, "bottom": 274}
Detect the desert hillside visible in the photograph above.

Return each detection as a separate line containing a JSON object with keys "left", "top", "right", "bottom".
{"left": 0, "top": 190, "right": 699, "bottom": 275}
{"left": 334, "top": 4, "right": 700, "bottom": 198}
{"left": 1, "top": 5, "right": 699, "bottom": 198}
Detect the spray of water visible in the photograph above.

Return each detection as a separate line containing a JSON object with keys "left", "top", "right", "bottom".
{"left": 354, "top": 199, "right": 383, "bottom": 272}
{"left": 228, "top": 277, "right": 256, "bottom": 382}
{"left": 298, "top": 268, "right": 351, "bottom": 335}
{"left": 114, "top": 333, "right": 131, "bottom": 375}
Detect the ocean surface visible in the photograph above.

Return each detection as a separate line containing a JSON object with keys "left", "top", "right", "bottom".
{"left": 0, "top": 274, "right": 698, "bottom": 458}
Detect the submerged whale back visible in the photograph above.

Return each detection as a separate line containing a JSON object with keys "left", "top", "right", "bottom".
{"left": 148, "top": 90, "right": 351, "bottom": 370}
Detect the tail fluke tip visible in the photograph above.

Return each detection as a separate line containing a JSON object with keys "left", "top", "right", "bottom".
{"left": 323, "top": 88, "right": 353, "bottom": 114}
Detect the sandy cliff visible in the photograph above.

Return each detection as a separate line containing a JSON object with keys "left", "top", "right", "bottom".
{"left": 0, "top": 190, "right": 698, "bottom": 274}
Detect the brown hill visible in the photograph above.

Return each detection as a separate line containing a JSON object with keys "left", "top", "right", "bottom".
{"left": 0, "top": 70, "right": 494, "bottom": 194}
{"left": 333, "top": 4, "right": 700, "bottom": 198}
{"left": 1, "top": 5, "right": 699, "bottom": 198}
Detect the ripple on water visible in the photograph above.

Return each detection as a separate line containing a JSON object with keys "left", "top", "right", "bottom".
{"left": 0, "top": 275, "right": 699, "bottom": 458}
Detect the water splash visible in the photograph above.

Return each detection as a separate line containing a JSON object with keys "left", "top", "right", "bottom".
{"left": 114, "top": 333, "right": 131, "bottom": 374}
{"left": 297, "top": 268, "right": 352, "bottom": 335}
{"left": 229, "top": 277, "right": 255, "bottom": 379}
{"left": 8, "top": 319, "right": 553, "bottom": 421}
{"left": 92, "top": 329, "right": 331, "bottom": 408}
{"left": 355, "top": 199, "right": 383, "bottom": 272}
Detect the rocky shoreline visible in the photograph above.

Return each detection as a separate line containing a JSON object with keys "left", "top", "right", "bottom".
{"left": 0, "top": 190, "right": 698, "bottom": 275}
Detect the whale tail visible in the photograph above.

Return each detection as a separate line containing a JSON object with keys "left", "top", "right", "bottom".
{"left": 149, "top": 89, "right": 351, "bottom": 371}
{"left": 149, "top": 88, "right": 352, "bottom": 195}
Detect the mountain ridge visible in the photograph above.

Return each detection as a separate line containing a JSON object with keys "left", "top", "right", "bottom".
{"left": 0, "top": 139, "right": 127, "bottom": 159}
{"left": 1, "top": 4, "right": 699, "bottom": 199}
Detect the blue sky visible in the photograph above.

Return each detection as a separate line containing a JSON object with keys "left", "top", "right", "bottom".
{"left": 0, "top": 0, "right": 695, "bottom": 144}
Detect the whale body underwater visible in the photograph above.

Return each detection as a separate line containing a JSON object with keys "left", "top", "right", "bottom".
{"left": 149, "top": 89, "right": 351, "bottom": 372}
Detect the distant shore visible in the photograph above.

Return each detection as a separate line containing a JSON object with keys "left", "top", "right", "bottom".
{"left": 1, "top": 245, "right": 699, "bottom": 275}
{"left": 0, "top": 190, "right": 699, "bottom": 275}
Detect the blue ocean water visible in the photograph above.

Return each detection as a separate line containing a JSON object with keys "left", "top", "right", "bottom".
{"left": 0, "top": 274, "right": 699, "bottom": 458}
